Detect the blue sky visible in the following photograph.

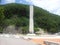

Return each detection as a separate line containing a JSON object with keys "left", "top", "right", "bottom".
{"left": 1, "top": 0, "right": 33, "bottom": 5}
{"left": 0, "top": 0, "right": 60, "bottom": 16}
{"left": 15, "top": 0, "right": 33, "bottom": 5}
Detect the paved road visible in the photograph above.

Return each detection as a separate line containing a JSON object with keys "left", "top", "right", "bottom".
{"left": 0, "top": 35, "right": 37, "bottom": 45}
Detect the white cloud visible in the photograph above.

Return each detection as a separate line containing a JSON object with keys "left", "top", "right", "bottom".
{"left": 30, "top": 0, "right": 60, "bottom": 15}
{"left": 5, "top": 0, "right": 15, "bottom": 3}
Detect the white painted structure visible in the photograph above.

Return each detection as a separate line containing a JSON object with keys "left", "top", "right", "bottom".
{"left": 29, "top": 5, "right": 34, "bottom": 34}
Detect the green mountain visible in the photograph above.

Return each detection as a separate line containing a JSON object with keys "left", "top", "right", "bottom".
{"left": 0, "top": 3, "right": 60, "bottom": 33}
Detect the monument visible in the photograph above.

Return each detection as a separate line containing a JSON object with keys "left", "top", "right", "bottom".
{"left": 27, "top": 5, "right": 35, "bottom": 36}
{"left": 29, "top": 5, "right": 34, "bottom": 33}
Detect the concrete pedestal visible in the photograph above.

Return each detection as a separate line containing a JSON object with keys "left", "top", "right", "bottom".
{"left": 27, "top": 33, "right": 36, "bottom": 36}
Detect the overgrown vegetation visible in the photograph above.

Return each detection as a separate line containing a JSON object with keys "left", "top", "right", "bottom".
{"left": 0, "top": 3, "right": 60, "bottom": 34}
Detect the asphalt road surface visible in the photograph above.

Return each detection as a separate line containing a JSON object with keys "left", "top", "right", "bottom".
{"left": 0, "top": 34, "right": 37, "bottom": 45}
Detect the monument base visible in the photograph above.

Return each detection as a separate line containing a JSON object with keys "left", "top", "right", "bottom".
{"left": 27, "top": 33, "right": 36, "bottom": 36}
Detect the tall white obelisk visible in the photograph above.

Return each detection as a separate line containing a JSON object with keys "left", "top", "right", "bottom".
{"left": 29, "top": 5, "right": 34, "bottom": 34}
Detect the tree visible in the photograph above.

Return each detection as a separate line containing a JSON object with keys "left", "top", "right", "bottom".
{"left": 0, "top": 6, "right": 5, "bottom": 33}
{"left": 0, "top": 3, "right": 60, "bottom": 34}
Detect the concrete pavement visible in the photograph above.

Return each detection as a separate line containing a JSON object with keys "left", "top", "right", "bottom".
{"left": 0, "top": 34, "right": 37, "bottom": 45}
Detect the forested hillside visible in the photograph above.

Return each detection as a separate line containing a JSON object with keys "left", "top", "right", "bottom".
{"left": 0, "top": 3, "right": 60, "bottom": 33}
